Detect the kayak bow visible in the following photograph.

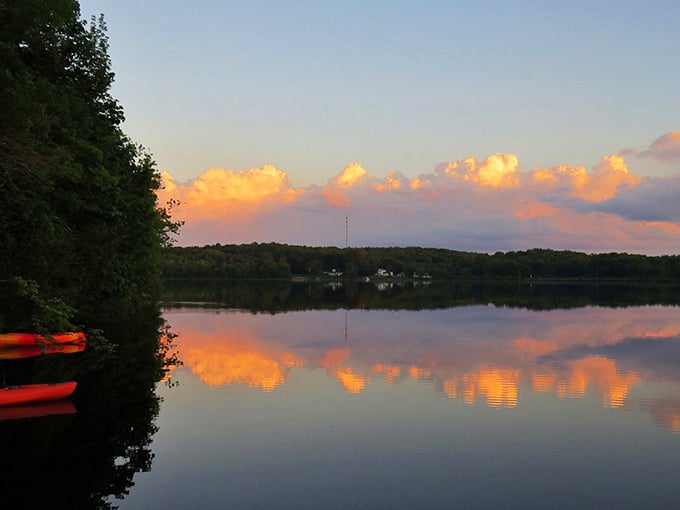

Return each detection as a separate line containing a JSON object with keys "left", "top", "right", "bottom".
{"left": 0, "top": 382, "right": 77, "bottom": 407}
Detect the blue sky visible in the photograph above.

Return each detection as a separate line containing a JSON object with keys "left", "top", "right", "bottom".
{"left": 79, "top": 0, "right": 680, "bottom": 186}
{"left": 76, "top": 1, "right": 680, "bottom": 253}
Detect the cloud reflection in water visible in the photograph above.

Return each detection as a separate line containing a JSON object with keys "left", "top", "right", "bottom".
{"left": 163, "top": 305, "right": 680, "bottom": 431}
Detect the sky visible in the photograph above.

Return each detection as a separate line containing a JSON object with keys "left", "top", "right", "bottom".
{"left": 78, "top": 1, "right": 680, "bottom": 253}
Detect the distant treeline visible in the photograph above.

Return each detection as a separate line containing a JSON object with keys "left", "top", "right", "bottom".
{"left": 161, "top": 243, "right": 680, "bottom": 281}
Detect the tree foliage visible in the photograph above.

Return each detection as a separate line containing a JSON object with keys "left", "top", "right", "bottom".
{"left": 0, "top": 1, "right": 179, "bottom": 328}
{"left": 161, "top": 243, "right": 680, "bottom": 281}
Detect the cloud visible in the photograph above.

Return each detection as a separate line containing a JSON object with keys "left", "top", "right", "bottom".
{"left": 319, "top": 187, "right": 352, "bottom": 209}
{"left": 594, "top": 175, "right": 680, "bottom": 224}
{"left": 436, "top": 153, "right": 520, "bottom": 188}
{"left": 621, "top": 131, "right": 680, "bottom": 164}
{"left": 159, "top": 134, "right": 680, "bottom": 254}
{"left": 372, "top": 170, "right": 404, "bottom": 192}
{"left": 329, "top": 162, "right": 371, "bottom": 188}
{"left": 158, "top": 165, "right": 303, "bottom": 221}
{"left": 529, "top": 155, "right": 641, "bottom": 202}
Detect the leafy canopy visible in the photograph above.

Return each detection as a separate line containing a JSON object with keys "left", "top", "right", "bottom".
{"left": 0, "top": 0, "right": 179, "bottom": 328}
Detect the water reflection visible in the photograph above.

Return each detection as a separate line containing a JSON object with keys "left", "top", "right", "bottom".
{"left": 164, "top": 305, "right": 680, "bottom": 433}
{"left": 0, "top": 304, "right": 169, "bottom": 509}
{"left": 176, "top": 327, "right": 302, "bottom": 390}
{"left": 640, "top": 397, "right": 680, "bottom": 433}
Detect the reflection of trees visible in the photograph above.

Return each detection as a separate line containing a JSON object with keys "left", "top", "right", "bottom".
{"left": 0, "top": 304, "right": 169, "bottom": 509}
{"left": 164, "top": 299, "right": 680, "bottom": 431}
{"left": 162, "top": 279, "right": 680, "bottom": 312}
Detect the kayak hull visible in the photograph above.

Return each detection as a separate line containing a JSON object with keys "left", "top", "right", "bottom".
{"left": 0, "top": 382, "right": 77, "bottom": 407}
{"left": 0, "top": 332, "right": 86, "bottom": 347}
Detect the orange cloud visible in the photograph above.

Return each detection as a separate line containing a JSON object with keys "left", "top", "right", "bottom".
{"left": 160, "top": 170, "right": 178, "bottom": 193}
{"left": 319, "top": 187, "right": 351, "bottom": 208}
{"left": 372, "top": 171, "right": 403, "bottom": 192}
{"left": 639, "top": 221, "right": 680, "bottom": 234}
{"left": 330, "top": 162, "right": 371, "bottom": 188}
{"left": 318, "top": 162, "right": 376, "bottom": 208}
{"left": 157, "top": 165, "right": 302, "bottom": 221}
{"left": 514, "top": 200, "right": 561, "bottom": 219}
{"left": 585, "top": 155, "right": 642, "bottom": 201}
{"left": 157, "top": 133, "right": 680, "bottom": 253}
{"left": 529, "top": 155, "right": 641, "bottom": 202}
{"left": 438, "top": 153, "right": 520, "bottom": 188}
{"left": 409, "top": 177, "right": 432, "bottom": 189}
{"left": 529, "top": 164, "right": 589, "bottom": 189}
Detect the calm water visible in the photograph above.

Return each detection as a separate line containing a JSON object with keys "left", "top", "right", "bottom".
{"left": 116, "top": 303, "right": 680, "bottom": 510}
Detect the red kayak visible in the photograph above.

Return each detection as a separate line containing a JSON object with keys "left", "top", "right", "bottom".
{"left": 0, "top": 342, "right": 86, "bottom": 360}
{"left": 0, "top": 382, "right": 77, "bottom": 407}
{"left": 0, "top": 332, "right": 86, "bottom": 347}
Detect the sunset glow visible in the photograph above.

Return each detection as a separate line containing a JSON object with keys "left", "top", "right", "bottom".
{"left": 74, "top": 0, "right": 680, "bottom": 255}
{"left": 549, "top": 357, "right": 640, "bottom": 408}
{"left": 157, "top": 132, "right": 680, "bottom": 254}
{"left": 174, "top": 330, "right": 302, "bottom": 391}
{"left": 461, "top": 368, "right": 520, "bottom": 408}
{"left": 163, "top": 305, "right": 680, "bottom": 434}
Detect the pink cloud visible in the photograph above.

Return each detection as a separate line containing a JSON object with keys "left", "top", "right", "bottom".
{"left": 620, "top": 131, "right": 680, "bottom": 164}
{"left": 319, "top": 187, "right": 351, "bottom": 209}
{"left": 159, "top": 135, "right": 680, "bottom": 254}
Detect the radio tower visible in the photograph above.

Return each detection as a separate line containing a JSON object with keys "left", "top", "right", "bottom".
{"left": 345, "top": 215, "right": 349, "bottom": 247}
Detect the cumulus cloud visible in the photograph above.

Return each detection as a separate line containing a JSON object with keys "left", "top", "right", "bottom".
{"left": 158, "top": 165, "right": 303, "bottom": 221}
{"left": 529, "top": 155, "right": 641, "bottom": 202}
{"left": 621, "top": 131, "right": 680, "bottom": 164}
{"left": 159, "top": 134, "right": 680, "bottom": 254}
{"left": 319, "top": 187, "right": 351, "bottom": 209}
{"left": 436, "top": 153, "right": 520, "bottom": 188}
{"left": 594, "top": 175, "right": 680, "bottom": 223}
{"left": 372, "top": 170, "right": 404, "bottom": 192}
{"left": 329, "top": 162, "right": 371, "bottom": 188}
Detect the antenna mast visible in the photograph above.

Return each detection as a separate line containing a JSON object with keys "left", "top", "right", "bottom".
{"left": 345, "top": 215, "right": 348, "bottom": 247}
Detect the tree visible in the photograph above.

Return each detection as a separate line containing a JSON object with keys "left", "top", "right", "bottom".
{"left": 0, "top": 0, "right": 179, "bottom": 328}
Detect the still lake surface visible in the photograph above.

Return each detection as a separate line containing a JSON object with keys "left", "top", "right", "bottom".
{"left": 2, "top": 282, "right": 680, "bottom": 509}
{"left": 125, "top": 286, "right": 680, "bottom": 510}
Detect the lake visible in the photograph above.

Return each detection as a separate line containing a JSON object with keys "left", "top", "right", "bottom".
{"left": 2, "top": 282, "right": 680, "bottom": 509}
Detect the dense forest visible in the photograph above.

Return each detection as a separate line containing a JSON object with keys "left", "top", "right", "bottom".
{"left": 162, "top": 243, "right": 680, "bottom": 281}
{"left": 0, "top": 1, "right": 178, "bottom": 333}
